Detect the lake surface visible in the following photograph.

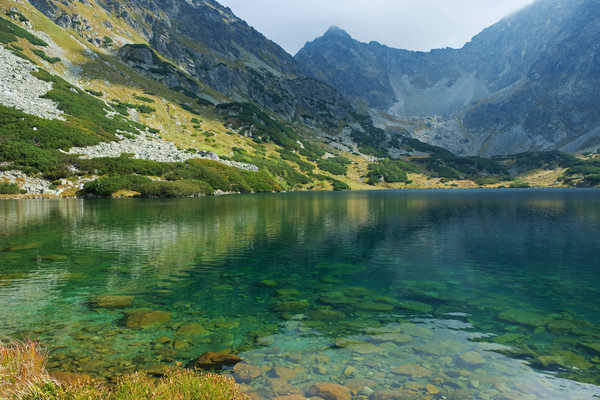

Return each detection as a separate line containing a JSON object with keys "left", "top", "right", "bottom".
{"left": 1, "top": 190, "right": 600, "bottom": 399}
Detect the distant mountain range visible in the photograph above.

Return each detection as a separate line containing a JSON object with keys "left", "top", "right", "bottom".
{"left": 1, "top": 0, "right": 599, "bottom": 198}
{"left": 296, "top": 0, "right": 600, "bottom": 156}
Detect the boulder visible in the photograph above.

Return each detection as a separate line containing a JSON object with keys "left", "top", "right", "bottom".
{"left": 91, "top": 295, "right": 134, "bottom": 309}
{"left": 233, "top": 362, "right": 262, "bottom": 383}
{"left": 124, "top": 309, "right": 170, "bottom": 329}
{"left": 391, "top": 364, "right": 432, "bottom": 378}
{"left": 306, "top": 383, "right": 352, "bottom": 400}
{"left": 190, "top": 351, "right": 242, "bottom": 370}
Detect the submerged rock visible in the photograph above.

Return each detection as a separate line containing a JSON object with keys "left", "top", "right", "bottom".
{"left": 355, "top": 301, "right": 395, "bottom": 312}
{"left": 257, "top": 279, "right": 279, "bottom": 288}
{"left": 369, "top": 332, "right": 411, "bottom": 344}
{"left": 306, "top": 382, "right": 352, "bottom": 400}
{"left": 391, "top": 364, "right": 432, "bottom": 378}
{"left": 458, "top": 351, "right": 486, "bottom": 367}
{"left": 276, "top": 288, "right": 302, "bottom": 298}
{"left": 308, "top": 309, "right": 346, "bottom": 321}
{"left": 497, "top": 309, "right": 548, "bottom": 327}
{"left": 177, "top": 322, "right": 209, "bottom": 337}
{"left": 190, "top": 351, "right": 242, "bottom": 370}
{"left": 536, "top": 350, "right": 592, "bottom": 370}
{"left": 124, "top": 309, "right": 171, "bottom": 329}
{"left": 91, "top": 295, "right": 134, "bottom": 309}
{"left": 233, "top": 362, "right": 262, "bottom": 383}
{"left": 397, "top": 300, "right": 433, "bottom": 313}
{"left": 581, "top": 342, "right": 600, "bottom": 354}
{"left": 272, "top": 300, "right": 309, "bottom": 313}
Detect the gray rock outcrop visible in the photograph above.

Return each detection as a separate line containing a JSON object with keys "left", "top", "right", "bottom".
{"left": 0, "top": 46, "right": 63, "bottom": 120}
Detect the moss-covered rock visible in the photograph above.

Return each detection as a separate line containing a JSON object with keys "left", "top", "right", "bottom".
{"left": 397, "top": 300, "right": 433, "bottom": 313}
{"left": 124, "top": 309, "right": 171, "bottom": 329}
{"left": 497, "top": 309, "right": 548, "bottom": 327}
{"left": 91, "top": 295, "right": 134, "bottom": 309}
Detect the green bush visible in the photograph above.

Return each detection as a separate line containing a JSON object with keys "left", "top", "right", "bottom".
{"left": 0, "top": 16, "right": 48, "bottom": 46}
{"left": 0, "top": 182, "right": 23, "bottom": 194}
{"left": 134, "top": 95, "right": 155, "bottom": 103}
{"left": 331, "top": 179, "right": 350, "bottom": 191}
{"left": 85, "top": 89, "right": 103, "bottom": 97}
{"left": 366, "top": 159, "right": 415, "bottom": 185}
{"left": 83, "top": 175, "right": 214, "bottom": 198}
{"left": 32, "top": 49, "right": 60, "bottom": 64}
{"left": 317, "top": 157, "right": 349, "bottom": 176}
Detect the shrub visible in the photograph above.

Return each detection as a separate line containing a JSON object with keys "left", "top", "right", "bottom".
{"left": 366, "top": 159, "right": 416, "bottom": 185}
{"left": 31, "top": 49, "right": 60, "bottom": 64}
{"left": 331, "top": 179, "right": 350, "bottom": 191}
{"left": 1, "top": 341, "right": 248, "bottom": 400}
{"left": 85, "top": 89, "right": 103, "bottom": 97}
{"left": 0, "top": 182, "right": 23, "bottom": 195}
{"left": 317, "top": 157, "right": 349, "bottom": 176}
{"left": 134, "top": 95, "right": 154, "bottom": 103}
{"left": 0, "top": 16, "right": 48, "bottom": 46}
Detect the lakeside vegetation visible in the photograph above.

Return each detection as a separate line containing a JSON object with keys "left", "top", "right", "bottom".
{"left": 0, "top": 341, "right": 248, "bottom": 400}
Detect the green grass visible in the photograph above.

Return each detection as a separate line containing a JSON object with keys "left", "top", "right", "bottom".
{"left": 0, "top": 16, "right": 48, "bottom": 46}
{"left": 366, "top": 159, "right": 417, "bottom": 185}
{"left": 1, "top": 341, "right": 248, "bottom": 400}
{"left": 83, "top": 175, "right": 214, "bottom": 198}
{"left": 0, "top": 182, "right": 24, "bottom": 195}
{"left": 80, "top": 157, "right": 282, "bottom": 197}
{"left": 31, "top": 49, "right": 60, "bottom": 64}
{"left": 317, "top": 157, "right": 350, "bottom": 176}
{"left": 133, "top": 95, "right": 155, "bottom": 103}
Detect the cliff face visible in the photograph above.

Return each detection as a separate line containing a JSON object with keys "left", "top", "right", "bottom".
{"left": 296, "top": 0, "right": 600, "bottom": 155}
{"left": 28, "top": 0, "right": 355, "bottom": 130}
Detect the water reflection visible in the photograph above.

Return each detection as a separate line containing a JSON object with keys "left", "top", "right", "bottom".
{"left": 1, "top": 190, "right": 599, "bottom": 399}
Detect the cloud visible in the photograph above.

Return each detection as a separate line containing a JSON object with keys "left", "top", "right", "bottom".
{"left": 219, "top": 0, "right": 535, "bottom": 55}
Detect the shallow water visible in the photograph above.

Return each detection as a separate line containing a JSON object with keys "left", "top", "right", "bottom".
{"left": 1, "top": 190, "right": 600, "bottom": 399}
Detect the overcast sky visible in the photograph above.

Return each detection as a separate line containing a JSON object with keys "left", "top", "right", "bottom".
{"left": 219, "top": 0, "right": 536, "bottom": 55}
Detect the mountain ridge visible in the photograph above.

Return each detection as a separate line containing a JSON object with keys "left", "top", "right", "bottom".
{"left": 295, "top": 0, "right": 600, "bottom": 156}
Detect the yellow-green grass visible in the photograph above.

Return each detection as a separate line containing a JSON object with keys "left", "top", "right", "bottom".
{"left": 0, "top": 341, "right": 248, "bottom": 400}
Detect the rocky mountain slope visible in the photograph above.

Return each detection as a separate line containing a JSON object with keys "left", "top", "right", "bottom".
{"left": 28, "top": 0, "right": 355, "bottom": 130}
{"left": 1, "top": 0, "right": 598, "bottom": 198}
{"left": 295, "top": 0, "right": 600, "bottom": 156}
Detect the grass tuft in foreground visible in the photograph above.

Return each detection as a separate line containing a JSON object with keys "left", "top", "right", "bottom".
{"left": 1, "top": 341, "right": 248, "bottom": 400}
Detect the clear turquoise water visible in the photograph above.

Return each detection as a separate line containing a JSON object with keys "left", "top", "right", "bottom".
{"left": 1, "top": 190, "right": 600, "bottom": 399}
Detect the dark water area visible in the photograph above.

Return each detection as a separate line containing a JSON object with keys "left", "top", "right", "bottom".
{"left": 1, "top": 190, "right": 600, "bottom": 399}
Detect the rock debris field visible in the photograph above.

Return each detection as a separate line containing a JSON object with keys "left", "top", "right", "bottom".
{"left": 0, "top": 46, "right": 64, "bottom": 120}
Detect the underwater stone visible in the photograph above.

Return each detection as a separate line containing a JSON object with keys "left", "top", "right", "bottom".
{"left": 343, "top": 366, "right": 357, "bottom": 377}
{"left": 546, "top": 319, "right": 579, "bottom": 333}
{"left": 273, "top": 396, "right": 307, "bottom": 400}
{"left": 233, "top": 362, "right": 262, "bottom": 383}
{"left": 306, "top": 382, "right": 352, "bottom": 400}
{"left": 191, "top": 351, "right": 242, "bottom": 370}
{"left": 581, "top": 342, "right": 600, "bottom": 354}
{"left": 497, "top": 309, "right": 548, "bottom": 327}
{"left": 124, "top": 309, "right": 171, "bottom": 329}
{"left": 272, "top": 300, "right": 309, "bottom": 313}
{"left": 458, "top": 351, "right": 486, "bottom": 367}
{"left": 391, "top": 364, "right": 432, "bottom": 378}
{"left": 536, "top": 351, "right": 593, "bottom": 370}
{"left": 258, "top": 280, "right": 278, "bottom": 288}
{"left": 355, "top": 301, "right": 395, "bottom": 312}
{"left": 177, "top": 322, "right": 209, "bottom": 336}
{"left": 91, "top": 295, "right": 134, "bottom": 309}
{"left": 276, "top": 289, "right": 302, "bottom": 298}
{"left": 369, "top": 332, "right": 411, "bottom": 344}
{"left": 334, "top": 338, "right": 366, "bottom": 348}
{"left": 318, "top": 293, "right": 354, "bottom": 306}
{"left": 397, "top": 300, "right": 433, "bottom": 313}
{"left": 308, "top": 309, "right": 346, "bottom": 321}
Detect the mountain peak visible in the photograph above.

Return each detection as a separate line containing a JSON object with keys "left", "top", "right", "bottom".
{"left": 323, "top": 25, "right": 351, "bottom": 39}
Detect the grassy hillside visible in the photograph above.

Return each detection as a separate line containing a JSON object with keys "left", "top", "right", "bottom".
{"left": 0, "top": 1, "right": 597, "bottom": 199}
